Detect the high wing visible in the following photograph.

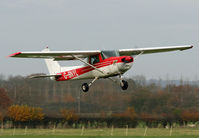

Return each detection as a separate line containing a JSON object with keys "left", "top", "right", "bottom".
{"left": 9, "top": 48, "right": 101, "bottom": 60}
{"left": 119, "top": 45, "right": 193, "bottom": 56}
{"left": 9, "top": 45, "right": 193, "bottom": 60}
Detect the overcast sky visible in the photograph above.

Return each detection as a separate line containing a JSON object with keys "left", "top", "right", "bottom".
{"left": 0, "top": 0, "right": 198, "bottom": 80}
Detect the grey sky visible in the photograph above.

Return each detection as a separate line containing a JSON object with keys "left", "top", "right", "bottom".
{"left": 0, "top": 0, "right": 198, "bottom": 80}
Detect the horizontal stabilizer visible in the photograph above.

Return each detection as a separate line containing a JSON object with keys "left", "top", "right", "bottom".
{"left": 28, "top": 74, "right": 62, "bottom": 79}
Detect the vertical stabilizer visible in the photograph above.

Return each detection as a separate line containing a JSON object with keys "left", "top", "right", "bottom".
{"left": 43, "top": 47, "right": 61, "bottom": 75}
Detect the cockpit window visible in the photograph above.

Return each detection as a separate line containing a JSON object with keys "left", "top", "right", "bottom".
{"left": 101, "top": 50, "right": 120, "bottom": 59}
{"left": 90, "top": 55, "right": 100, "bottom": 64}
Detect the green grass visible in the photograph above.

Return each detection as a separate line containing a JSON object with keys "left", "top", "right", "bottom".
{"left": 1, "top": 128, "right": 199, "bottom": 137}
{"left": 1, "top": 136, "right": 199, "bottom": 138}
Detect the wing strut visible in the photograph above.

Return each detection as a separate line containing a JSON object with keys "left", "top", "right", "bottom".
{"left": 72, "top": 55, "right": 105, "bottom": 74}
{"left": 72, "top": 55, "right": 116, "bottom": 82}
{"left": 134, "top": 51, "right": 144, "bottom": 59}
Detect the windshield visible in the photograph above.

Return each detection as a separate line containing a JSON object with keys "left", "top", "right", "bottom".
{"left": 101, "top": 50, "right": 120, "bottom": 59}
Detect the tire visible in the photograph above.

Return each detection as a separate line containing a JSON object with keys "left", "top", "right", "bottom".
{"left": 82, "top": 83, "right": 89, "bottom": 92}
{"left": 120, "top": 80, "right": 128, "bottom": 90}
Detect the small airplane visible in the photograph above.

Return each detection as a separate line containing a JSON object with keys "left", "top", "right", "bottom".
{"left": 9, "top": 45, "right": 193, "bottom": 92}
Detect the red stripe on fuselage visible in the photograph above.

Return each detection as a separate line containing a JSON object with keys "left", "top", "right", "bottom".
{"left": 56, "top": 56, "right": 133, "bottom": 81}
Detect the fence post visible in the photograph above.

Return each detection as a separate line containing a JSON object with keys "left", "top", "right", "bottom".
{"left": 24, "top": 126, "right": 27, "bottom": 135}
{"left": 125, "top": 125, "right": 128, "bottom": 136}
{"left": 169, "top": 126, "right": 173, "bottom": 136}
{"left": 110, "top": 125, "right": 114, "bottom": 136}
{"left": 13, "top": 127, "right": 16, "bottom": 136}
{"left": 144, "top": 127, "right": 148, "bottom": 136}
{"left": 81, "top": 126, "right": 84, "bottom": 136}
{"left": 53, "top": 124, "right": 56, "bottom": 135}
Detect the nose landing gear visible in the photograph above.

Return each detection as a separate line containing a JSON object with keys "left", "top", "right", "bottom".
{"left": 120, "top": 80, "right": 128, "bottom": 90}
{"left": 119, "top": 75, "right": 128, "bottom": 90}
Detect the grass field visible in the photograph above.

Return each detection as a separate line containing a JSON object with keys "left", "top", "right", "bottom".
{"left": 1, "top": 136, "right": 199, "bottom": 138}
{"left": 1, "top": 128, "right": 199, "bottom": 138}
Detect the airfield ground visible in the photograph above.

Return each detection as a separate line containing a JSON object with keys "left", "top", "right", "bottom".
{"left": 1, "top": 128, "right": 199, "bottom": 137}
{"left": 1, "top": 136, "right": 199, "bottom": 138}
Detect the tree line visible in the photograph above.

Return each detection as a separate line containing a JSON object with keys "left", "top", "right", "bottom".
{"left": 0, "top": 75, "right": 199, "bottom": 128}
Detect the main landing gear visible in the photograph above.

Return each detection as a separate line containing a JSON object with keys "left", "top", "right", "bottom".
{"left": 81, "top": 76, "right": 129, "bottom": 92}
{"left": 81, "top": 83, "right": 89, "bottom": 92}
{"left": 81, "top": 77, "right": 98, "bottom": 92}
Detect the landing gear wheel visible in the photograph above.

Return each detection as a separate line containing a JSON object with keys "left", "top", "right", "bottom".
{"left": 82, "top": 83, "right": 89, "bottom": 92}
{"left": 120, "top": 80, "right": 128, "bottom": 90}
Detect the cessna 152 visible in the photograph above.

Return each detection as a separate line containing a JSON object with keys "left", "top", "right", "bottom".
{"left": 9, "top": 45, "right": 193, "bottom": 92}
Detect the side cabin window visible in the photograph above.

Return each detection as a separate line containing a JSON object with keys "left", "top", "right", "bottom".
{"left": 90, "top": 55, "right": 100, "bottom": 64}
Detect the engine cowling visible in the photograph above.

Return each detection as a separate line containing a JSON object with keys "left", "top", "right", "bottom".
{"left": 121, "top": 56, "right": 134, "bottom": 63}
{"left": 117, "top": 56, "right": 134, "bottom": 73}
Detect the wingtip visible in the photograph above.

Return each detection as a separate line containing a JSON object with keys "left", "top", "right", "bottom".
{"left": 8, "top": 52, "right": 21, "bottom": 57}
{"left": 180, "top": 45, "right": 194, "bottom": 51}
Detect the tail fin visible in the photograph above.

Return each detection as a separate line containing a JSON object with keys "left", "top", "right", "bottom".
{"left": 43, "top": 47, "right": 61, "bottom": 75}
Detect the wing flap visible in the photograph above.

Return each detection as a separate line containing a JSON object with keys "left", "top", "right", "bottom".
{"left": 119, "top": 45, "right": 193, "bottom": 56}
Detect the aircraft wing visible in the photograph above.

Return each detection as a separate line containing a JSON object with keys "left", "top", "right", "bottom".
{"left": 9, "top": 45, "right": 193, "bottom": 60}
{"left": 119, "top": 45, "right": 193, "bottom": 56}
{"left": 9, "top": 49, "right": 101, "bottom": 60}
